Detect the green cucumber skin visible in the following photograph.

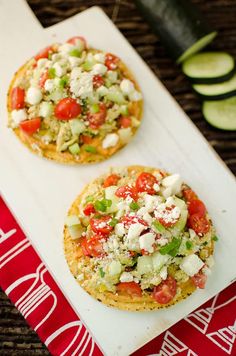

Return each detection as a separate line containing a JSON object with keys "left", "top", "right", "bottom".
{"left": 134, "top": 0, "right": 215, "bottom": 62}
{"left": 194, "top": 90, "right": 236, "bottom": 101}
{"left": 202, "top": 98, "right": 236, "bottom": 131}
{"left": 186, "top": 67, "right": 235, "bottom": 85}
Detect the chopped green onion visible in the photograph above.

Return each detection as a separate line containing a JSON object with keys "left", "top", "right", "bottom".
{"left": 212, "top": 236, "right": 219, "bottom": 241}
{"left": 186, "top": 241, "right": 193, "bottom": 250}
{"left": 69, "top": 49, "right": 81, "bottom": 57}
{"left": 86, "top": 195, "right": 94, "bottom": 202}
{"left": 69, "top": 143, "right": 80, "bottom": 155}
{"left": 95, "top": 199, "right": 112, "bottom": 212}
{"left": 84, "top": 145, "right": 97, "bottom": 153}
{"left": 129, "top": 202, "right": 140, "bottom": 211}
{"left": 59, "top": 76, "right": 69, "bottom": 88}
{"left": 90, "top": 103, "right": 100, "bottom": 114}
{"left": 48, "top": 67, "right": 56, "bottom": 78}
{"left": 109, "top": 218, "right": 118, "bottom": 227}
{"left": 99, "top": 267, "right": 105, "bottom": 278}
{"left": 152, "top": 220, "right": 166, "bottom": 233}
{"left": 159, "top": 238, "right": 181, "bottom": 257}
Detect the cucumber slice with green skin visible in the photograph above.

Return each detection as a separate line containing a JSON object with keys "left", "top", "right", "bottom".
{"left": 203, "top": 97, "right": 236, "bottom": 131}
{"left": 182, "top": 52, "right": 235, "bottom": 84}
{"left": 193, "top": 74, "right": 236, "bottom": 100}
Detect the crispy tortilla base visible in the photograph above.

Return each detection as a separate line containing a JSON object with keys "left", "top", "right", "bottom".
{"left": 64, "top": 165, "right": 215, "bottom": 311}
{"left": 7, "top": 52, "right": 143, "bottom": 164}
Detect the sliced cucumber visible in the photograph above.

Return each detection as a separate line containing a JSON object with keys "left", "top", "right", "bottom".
{"left": 182, "top": 52, "right": 235, "bottom": 84}
{"left": 137, "top": 255, "right": 153, "bottom": 275}
{"left": 203, "top": 97, "right": 236, "bottom": 131}
{"left": 193, "top": 74, "right": 236, "bottom": 100}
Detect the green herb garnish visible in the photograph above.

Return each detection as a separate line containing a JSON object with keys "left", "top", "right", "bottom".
{"left": 212, "top": 236, "right": 219, "bottom": 241}
{"left": 129, "top": 202, "right": 140, "bottom": 211}
{"left": 69, "top": 49, "right": 81, "bottom": 57}
{"left": 90, "top": 103, "right": 100, "bottom": 114}
{"left": 94, "top": 199, "right": 112, "bottom": 212}
{"left": 109, "top": 218, "right": 118, "bottom": 227}
{"left": 99, "top": 267, "right": 105, "bottom": 278}
{"left": 159, "top": 238, "right": 181, "bottom": 257}
{"left": 84, "top": 145, "right": 97, "bottom": 153}
{"left": 48, "top": 67, "right": 56, "bottom": 78}
{"left": 186, "top": 241, "right": 193, "bottom": 250}
{"left": 152, "top": 220, "right": 166, "bottom": 233}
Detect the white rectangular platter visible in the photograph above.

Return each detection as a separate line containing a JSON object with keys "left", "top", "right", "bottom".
{"left": 0, "top": 1, "right": 235, "bottom": 355}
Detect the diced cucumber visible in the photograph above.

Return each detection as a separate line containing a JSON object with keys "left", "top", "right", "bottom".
{"left": 202, "top": 97, "right": 236, "bottom": 131}
{"left": 106, "top": 90, "right": 126, "bottom": 104}
{"left": 105, "top": 186, "right": 119, "bottom": 213}
{"left": 69, "top": 49, "right": 81, "bottom": 57}
{"left": 173, "top": 197, "right": 187, "bottom": 211}
{"left": 172, "top": 197, "right": 188, "bottom": 231}
{"left": 137, "top": 255, "right": 153, "bottom": 275}
{"left": 120, "top": 105, "right": 129, "bottom": 116}
{"left": 182, "top": 52, "right": 235, "bottom": 84}
{"left": 69, "top": 119, "right": 86, "bottom": 135}
{"left": 82, "top": 61, "right": 94, "bottom": 71}
{"left": 90, "top": 103, "right": 100, "bottom": 113}
{"left": 152, "top": 220, "right": 166, "bottom": 233}
{"left": 49, "top": 88, "right": 64, "bottom": 102}
{"left": 68, "top": 225, "right": 84, "bottom": 239}
{"left": 152, "top": 252, "right": 170, "bottom": 272}
{"left": 108, "top": 261, "right": 122, "bottom": 276}
{"left": 193, "top": 74, "right": 236, "bottom": 100}
{"left": 69, "top": 143, "right": 80, "bottom": 155}
{"left": 65, "top": 215, "right": 80, "bottom": 226}
{"left": 39, "top": 101, "right": 53, "bottom": 118}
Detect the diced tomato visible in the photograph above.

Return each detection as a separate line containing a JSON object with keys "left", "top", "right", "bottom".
{"left": 55, "top": 98, "right": 81, "bottom": 120}
{"left": 19, "top": 118, "right": 41, "bottom": 135}
{"left": 93, "top": 75, "right": 104, "bottom": 89}
{"left": 183, "top": 189, "right": 198, "bottom": 202}
{"left": 34, "top": 46, "right": 53, "bottom": 61}
{"left": 188, "top": 199, "right": 206, "bottom": 217}
{"left": 10, "top": 87, "right": 25, "bottom": 110}
{"left": 87, "top": 103, "right": 107, "bottom": 129}
{"left": 135, "top": 172, "right": 158, "bottom": 195}
{"left": 118, "top": 116, "right": 132, "bottom": 128}
{"left": 191, "top": 273, "right": 207, "bottom": 289}
{"left": 188, "top": 214, "right": 210, "bottom": 234}
{"left": 80, "top": 134, "right": 93, "bottom": 144}
{"left": 115, "top": 185, "right": 138, "bottom": 201}
{"left": 39, "top": 70, "right": 49, "bottom": 88}
{"left": 105, "top": 53, "right": 120, "bottom": 70}
{"left": 157, "top": 205, "right": 180, "bottom": 228}
{"left": 81, "top": 236, "right": 105, "bottom": 257}
{"left": 152, "top": 276, "right": 177, "bottom": 304}
{"left": 103, "top": 174, "right": 120, "bottom": 188}
{"left": 67, "top": 36, "right": 87, "bottom": 48}
{"left": 120, "top": 214, "right": 148, "bottom": 228}
{"left": 90, "top": 216, "right": 113, "bottom": 236}
{"left": 116, "top": 282, "right": 142, "bottom": 297}
{"left": 83, "top": 203, "right": 95, "bottom": 216}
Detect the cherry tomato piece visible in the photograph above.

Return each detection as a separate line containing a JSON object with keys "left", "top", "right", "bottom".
{"left": 10, "top": 87, "right": 25, "bottom": 110}
{"left": 188, "top": 214, "right": 210, "bottom": 234}
{"left": 116, "top": 282, "right": 142, "bottom": 297}
{"left": 183, "top": 189, "right": 198, "bottom": 202}
{"left": 136, "top": 172, "right": 158, "bottom": 195}
{"left": 188, "top": 199, "right": 206, "bottom": 217}
{"left": 115, "top": 185, "right": 138, "bottom": 200}
{"left": 103, "top": 174, "right": 120, "bottom": 188}
{"left": 67, "top": 36, "right": 87, "bottom": 48}
{"left": 83, "top": 203, "right": 96, "bottom": 216}
{"left": 152, "top": 276, "right": 177, "bottom": 304}
{"left": 191, "top": 273, "right": 207, "bottom": 289}
{"left": 80, "top": 135, "right": 93, "bottom": 144}
{"left": 19, "top": 118, "right": 41, "bottom": 135}
{"left": 55, "top": 98, "right": 81, "bottom": 120}
{"left": 93, "top": 75, "right": 104, "bottom": 89}
{"left": 118, "top": 116, "right": 132, "bottom": 128}
{"left": 105, "top": 53, "right": 119, "bottom": 70}
{"left": 85, "top": 236, "right": 105, "bottom": 257}
{"left": 90, "top": 216, "right": 113, "bottom": 236}
{"left": 39, "top": 70, "right": 49, "bottom": 88}
{"left": 157, "top": 205, "right": 180, "bottom": 228}
{"left": 34, "top": 46, "right": 53, "bottom": 61}
{"left": 87, "top": 103, "right": 107, "bottom": 129}
{"left": 120, "top": 214, "right": 148, "bottom": 228}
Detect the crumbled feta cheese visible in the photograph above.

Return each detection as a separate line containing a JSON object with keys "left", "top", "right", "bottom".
{"left": 92, "top": 63, "right": 107, "bottom": 75}
{"left": 26, "top": 87, "right": 42, "bottom": 105}
{"left": 39, "top": 102, "right": 53, "bottom": 118}
{"left": 156, "top": 237, "right": 169, "bottom": 246}
{"left": 107, "top": 70, "right": 117, "bottom": 83}
{"left": 127, "top": 223, "right": 146, "bottom": 240}
{"left": 44, "top": 79, "right": 54, "bottom": 92}
{"left": 96, "top": 85, "right": 108, "bottom": 97}
{"left": 144, "top": 194, "right": 160, "bottom": 212}
{"left": 153, "top": 183, "right": 160, "bottom": 192}
{"left": 37, "top": 58, "right": 50, "bottom": 68}
{"left": 68, "top": 56, "right": 81, "bottom": 68}
{"left": 70, "top": 72, "right": 93, "bottom": 98}
{"left": 129, "top": 90, "right": 142, "bottom": 101}
{"left": 11, "top": 109, "right": 27, "bottom": 127}
{"left": 180, "top": 254, "right": 204, "bottom": 277}
{"left": 102, "top": 133, "right": 119, "bottom": 149}
{"left": 120, "top": 272, "right": 134, "bottom": 283}
{"left": 154, "top": 203, "right": 181, "bottom": 226}
{"left": 162, "top": 187, "right": 172, "bottom": 198}
{"left": 59, "top": 43, "right": 74, "bottom": 54}
{"left": 139, "top": 232, "right": 155, "bottom": 253}
{"left": 108, "top": 260, "right": 122, "bottom": 276}
{"left": 53, "top": 62, "right": 66, "bottom": 77}
{"left": 71, "top": 67, "right": 82, "bottom": 80}
{"left": 142, "top": 212, "right": 153, "bottom": 225}
{"left": 161, "top": 174, "right": 183, "bottom": 196}
{"left": 94, "top": 53, "right": 105, "bottom": 63}
{"left": 115, "top": 223, "right": 126, "bottom": 237}
{"left": 159, "top": 266, "right": 168, "bottom": 280}
{"left": 120, "top": 79, "right": 135, "bottom": 95}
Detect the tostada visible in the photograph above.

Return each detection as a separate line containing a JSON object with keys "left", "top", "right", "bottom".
{"left": 7, "top": 36, "right": 142, "bottom": 164}
{"left": 64, "top": 166, "right": 217, "bottom": 311}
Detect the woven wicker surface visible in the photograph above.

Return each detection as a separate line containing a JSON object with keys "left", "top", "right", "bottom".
{"left": 1, "top": 0, "right": 236, "bottom": 354}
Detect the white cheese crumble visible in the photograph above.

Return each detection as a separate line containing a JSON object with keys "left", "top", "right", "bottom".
{"left": 120, "top": 272, "right": 134, "bottom": 283}
{"left": 44, "top": 79, "right": 55, "bottom": 92}
{"left": 37, "top": 58, "right": 50, "bottom": 69}
{"left": 70, "top": 67, "right": 82, "bottom": 80}
{"left": 153, "top": 183, "right": 160, "bottom": 192}
{"left": 70, "top": 72, "right": 93, "bottom": 98}
{"left": 161, "top": 174, "right": 183, "bottom": 196}
{"left": 102, "top": 133, "right": 119, "bottom": 149}
{"left": 94, "top": 52, "right": 105, "bottom": 63}
{"left": 139, "top": 232, "right": 155, "bottom": 253}
{"left": 52, "top": 62, "right": 66, "bottom": 77}
{"left": 127, "top": 223, "right": 146, "bottom": 240}
{"left": 129, "top": 90, "right": 142, "bottom": 101}
{"left": 11, "top": 109, "right": 27, "bottom": 127}
{"left": 108, "top": 260, "right": 122, "bottom": 276}
{"left": 154, "top": 202, "right": 181, "bottom": 225}
{"left": 159, "top": 266, "right": 168, "bottom": 280}
{"left": 180, "top": 254, "right": 204, "bottom": 277}
{"left": 114, "top": 223, "right": 126, "bottom": 237}
{"left": 120, "top": 79, "right": 135, "bottom": 95}
{"left": 39, "top": 102, "right": 53, "bottom": 118}
{"left": 96, "top": 85, "right": 109, "bottom": 97}
{"left": 26, "top": 87, "right": 42, "bottom": 105}
{"left": 92, "top": 63, "right": 107, "bottom": 75}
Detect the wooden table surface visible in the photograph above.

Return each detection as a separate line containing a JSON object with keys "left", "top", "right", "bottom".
{"left": 1, "top": 0, "right": 235, "bottom": 354}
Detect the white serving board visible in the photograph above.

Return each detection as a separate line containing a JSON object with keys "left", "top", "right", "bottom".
{"left": 0, "top": 1, "right": 236, "bottom": 355}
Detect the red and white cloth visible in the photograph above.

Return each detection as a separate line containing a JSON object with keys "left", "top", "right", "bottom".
{"left": 0, "top": 196, "right": 235, "bottom": 356}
